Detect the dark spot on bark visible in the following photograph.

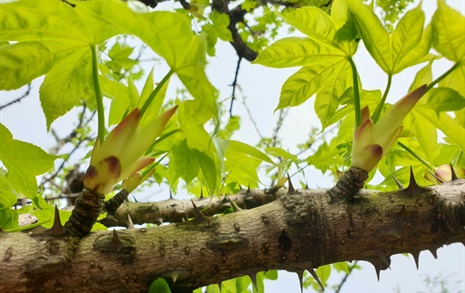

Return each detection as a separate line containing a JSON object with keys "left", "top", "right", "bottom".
{"left": 278, "top": 230, "right": 291, "bottom": 252}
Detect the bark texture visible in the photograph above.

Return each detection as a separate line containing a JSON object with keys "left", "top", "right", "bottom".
{"left": 1, "top": 179, "right": 464, "bottom": 292}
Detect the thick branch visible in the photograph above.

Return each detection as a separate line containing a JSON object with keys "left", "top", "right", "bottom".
{"left": 1, "top": 180, "right": 464, "bottom": 292}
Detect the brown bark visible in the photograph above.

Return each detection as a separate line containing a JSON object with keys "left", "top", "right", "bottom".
{"left": 1, "top": 179, "right": 464, "bottom": 292}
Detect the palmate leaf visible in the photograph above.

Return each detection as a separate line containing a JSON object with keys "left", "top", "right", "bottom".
{"left": 0, "top": 124, "right": 56, "bottom": 199}
{"left": 254, "top": 4, "right": 357, "bottom": 113}
{"left": 432, "top": 0, "right": 465, "bottom": 62}
{"left": 347, "top": 0, "right": 432, "bottom": 74}
{"left": 83, "top": 1, "right": 218, "bottom": 120}
{"left": 0, "top": 0, "right": 121, "bottom": 129}
{"left": 1, "top": 0, "right": 218, "bottom": 129}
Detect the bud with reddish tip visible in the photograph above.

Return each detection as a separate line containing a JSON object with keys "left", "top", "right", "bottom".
{"left": 84, "top": 106, "right": 177, "bottom": 195}
{"left": 351, "top": 85, "right": 427, "bottom": 172}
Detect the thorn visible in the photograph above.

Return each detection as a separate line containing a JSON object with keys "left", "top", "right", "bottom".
{"left": 171, "top": 272, "right": 179, "bottom": 283}
{"left": 392, "top": 175, "right": 404, "bottom": 189}
{"left": 127, "top": 214, "right": 135, "bottom": 229}
{"left": 249, "top": 273, "right": 257, "bottom": 292}
{"left": 428, "top": 247, "right": 438, "bottom": 259}
{"left": 427, "top": 170, "right": 445, "bottom": 184}
{"left": 200, "top": 189, "right": 204, "bottom": 199}
{"left": 225, "top": 196, "right": 243, "bottom": 212}
{"left": 247, "top": 184, "right": 251, "bottom": 193}
{"left": 308, "top": 268, "right": 324, "bottom": 291}
{"left": 373, "top": 264, "right": 381, "bottom": 281}
{"left": 450, "top": 163, "right": 459, "bottom": 180}
{"left": 217, "top": 282, "right": 222, "bottom": 292}
{"left": 287, "top": 173, "right": 296, "bottom": 194}
{"left": 305, "top": 182, "right": 309, "bottom": 189}
{"left": 49, "top": 205, "right": 65, "bottom": 236}
{"left": 296, "top": 270, "right": 304, "bottom": 293}
{"left": 132, "top": 195, "right": 138, "bottom": 202}
{"left": 169, "top": 190, "right": 174, "bottom": 199}
{"left": 404, "top": 166, "right": 430, "bottom": 193}
{"left": 411, "top": 251, "right": 420, "bottom": 269}
{"left": 111, "top": 229, "right": 123, "bottom": 246}
{"left": 156, "top": 218, "right": 163, "bottom": 225}
{"left": 191, "top": 200, "right": 210, "bottom": 222}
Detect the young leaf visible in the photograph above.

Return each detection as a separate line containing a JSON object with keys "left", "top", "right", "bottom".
{"left": 39, "top": 49, "right": 93, "bottom": 129}
{"left": 432, "top": 0, "right": 465, "bottom": 62}
{"left": 254, "top": 37, "right": 345, "bottom": 68}
{"left": 347, "top": 0, "right": 431, "bottom": 74}
{"left": 0, "top": 124, "right": 56, "bottom": 199}
{"left": 277, "top": 59, "right": 347, "bottom": 109}
{"left": 279, "top": 7, "right": 336, "bottom": 42}
{"left": 420, "top": 88, "right": 465, "bottom": 112}
{"left": 346, "top": 0, "right": 391, "bottom": 72}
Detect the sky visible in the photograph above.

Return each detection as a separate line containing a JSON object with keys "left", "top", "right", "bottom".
{"left": 0, "top": 0, "right": 464, "bottom": 292}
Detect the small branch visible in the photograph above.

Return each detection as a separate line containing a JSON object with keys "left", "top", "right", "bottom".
{"left": 229, "top": 56, "right": 242, "bottom": 117}
{"left": 212, "top": 0, "right": 258, "bottom": 61}
{"left": 0, "top": 84, "right": 31, "bottom": 110}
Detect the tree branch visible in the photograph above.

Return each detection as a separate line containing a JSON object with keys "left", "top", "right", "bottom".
{"left": 1, "top": 179, "right": 464, "bottom": 292}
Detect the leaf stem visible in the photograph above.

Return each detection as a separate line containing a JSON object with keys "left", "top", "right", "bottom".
{"left": 91, "top": 45, "right": 105, "bottom": 144}
{"left": 397, "top": 141, "right": 434, "bottom": 170}
{"left": 371, "top": 74, "right": 392, "bottom": 124}
{"left": 426, "top": 62, "right": 461, "bottom": 92}
{"left": 140, "top": 69, "right": 174, "bottom": 116}
{"left": 348, "top": 58, "right": 361, "bottom": 129}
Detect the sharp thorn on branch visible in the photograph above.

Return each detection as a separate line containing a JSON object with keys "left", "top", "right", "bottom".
{"left": 191, "top": 200, "right": 210, "bottom": 222}
{"left": 411, "top": 251, "right": 420, "bottom": 270}
{"left": 226, "top": 195, "right": 243, "bottom": 212}
{"left": 427, "top": 170, "right": 444, "bottom": 184}
{"left": 450, "top": 163, "right": 459, "bottom": 180}
{"left": 111, "top": 229, "right": 123, "bottom": 246}
{"left": 48, "top": 204, "right": 65, "bottom": 236}
{"left": 308, "top": 268, "right": 324, "bottom": 291}
{"left": 392, "top": 175, "right": 404, "bottom": 189}
{"left": 296, "top": 270, "right": 304, "bottom": 293}
{"left": 127, "top": 214, "right": 135, "bottom": 229}
{"left": 249, "top": 273, "right": 257, "bottom": 292}
{"left": 404, "top": 166, "right": 430, "bottom": 193}
{"left": 287, "top": 173, "right": 296, "bottom": 195}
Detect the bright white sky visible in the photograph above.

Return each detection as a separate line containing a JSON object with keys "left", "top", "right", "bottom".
{"left": 0, "top": 0, "right": 464, "bottom": 292}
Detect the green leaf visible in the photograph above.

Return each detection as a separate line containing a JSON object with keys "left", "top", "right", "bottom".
{"left": 390, "top": 4, "right": 431, "bottom": 73}
{"left": 266, "top": 147, "right": 298, "bottom": 162}
{"left": 148, "top": 278, "right": 172, "bottom": 293}
{"left": 277, "top": 59, "right": 348, "bottom": 109}
{"left": 228, "top": 141, "right": 274, "bottom": 164}
{"left": 170, "top": 139, "right": 200, "bottom": 183}
{"left": 315, "top": 61, "right": 352, "bottom": 128}
{"left": 333, "top": 262, "right": 350, "bottom": 274}
{"left": 408, "top": 111, "right": 438, "bottom": 161}
{"left": 254, "top": 37, "right": 345, "bottom": 68}
{"left": 0, "top": 124, "right": 56, "bottom": 198}
{"left": 347, "top": 0, "right": 430, "bottom": 74}
{"left": 280, "top": 7, "right": 336, "bottom": 42}
{"left": 432, "top": 0, "right": 465, "bottom": 62}
{"left": 415, "top": 108, "right": 465, "bottom": 151}
{"left": 316, "top": 265, "right": 331, "bottom": 286}
{"left": 197, "top": 151, "right": 218, "bottom": 194}
{"left": 331, "top": 0, "right": 359, "bottom": 55}
{"left": 419, "top": 88, "right": 465, "bottom": 112}
{"left": 347, "top": 0, "right": 390, "bottom": 72}
{"left": 409, "top": 61, "right": 433, "bottom": 92}
{"left": 39, "top": 48, "right": 93, "bottom": 129}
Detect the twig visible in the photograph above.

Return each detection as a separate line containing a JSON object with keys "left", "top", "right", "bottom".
{"left": 229, "top": 56, "right": 242, "bottom": 117}
{"left": 334, "top": 261, "right": 359, "bottom": 293}
{"left": 238, "top": 85, "right": 263, "bottom": 139}
{"left": 0, "top": 84, "right": 31, "bottom": 110}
